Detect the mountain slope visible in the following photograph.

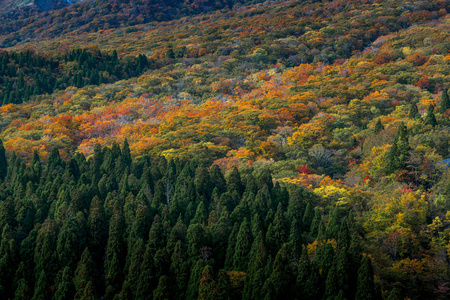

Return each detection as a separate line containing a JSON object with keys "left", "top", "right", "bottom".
{"left": 0, "top": 0, "right": 273, "bottom": 48}
{"left": 0, "top": 0, "right": 83, "bottom": 14}
{"left": 0, "top": 0, "right": 450, "bottom": 299}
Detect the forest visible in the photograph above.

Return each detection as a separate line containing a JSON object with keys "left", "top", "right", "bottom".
{"left": 1, "top": 0, "right": 450, "bottom": 299}
{"left": 0, "top": 140, "right": 375, "bottom": 299}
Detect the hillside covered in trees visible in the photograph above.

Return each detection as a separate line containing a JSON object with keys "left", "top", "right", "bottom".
{"left": 0, "top": 140, "right": 376, "bottom": 299}
{"left": 1, "top": 0, "right": 450, "bottom": 299}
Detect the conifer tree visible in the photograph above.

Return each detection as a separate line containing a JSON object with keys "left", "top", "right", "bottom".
{"left": 374, "top": 118, "right": 384, "bottom": 133}
{"left": 302, "top": 202, "right": 314, "bottom": 232}
{"left": 54, "top": 266, "right": 75, "bottom": 300}
{"left": 136, "top": 244, "right": 157, "bottom": 299}
{"left": 226, "top": 166, "right": 244, "bottom": 196}
{"left": 216, "top": 270, "right": 231, "bottom": 300}
{"left": 318, "top": 242, "right": 335, "bottom": 279}
{"left": 337, "top": 217, "right": 351, "bottom": 251}
{"left": 32, "top": 270, "right": 51, "bottom": 300}
{"left": 104, "top": 209, "right": 126, "bottom": 296}
{"left": 0, "top": 139, "right": 7, "bottom": 181}
{"left": 296, "top": 246, "right": 310, "bottom": 295}
{"left": 125, "top": 238, "right": 145, "bottom": 297}
{"left": 233, "top": 218, "right": 252, "bottom": 271}
{"left": 265, "top": 203, "right": 288, "bottom": 254}
{"left": 153, "top": 275, "right": 171, "bottom": 300}
{"left": 14, "top": 278, "right": 31, "bottom": 300}
{"left": 192, "top": 201, "right": 208, "bottom": 226}
{"left": 186, "top": 260, "right": 206, "bottom": 299}
{"left": 269, "top": 244, "right": 294, "bottom": 299}
{"left": 424, "top": 104, "right": 437, "bottom": 126}
{"left": 210, "top": 164, "right": 226, "bottom": 194}
{"left": 287, "top": 219, "right": 302, "bottom": 260}
{"left": 356, "top": 256, "right": 375, "bottom": 300}
{"left": 198, "top": 265, "right": 218, "bottom": 300}
{"left": 387, "top": 122, "right": 410, "bottom": 173}
{"left": 187, "top": 223, "right": 206, "bottom": 261}
{"left": 409, "top": 102, "right": 421, "bottom": 120}
{"left": 336, "top": 246, "right": 350, "bottom": 297}
{"left": 169, "top": 241, "right": 189, "bottom": 297}
{"left": 310, "top": 207, "right": 322, "bottom": 237}
{"left": 286, "top": 186, "right": 305, "bottom": 223}
{"left": 74, "top": 248, "right": 98, "bottom": 299}
{"left": 225, "top": 223, "right": 239, "bottom": 269}
{"left": 324, "top": 263, "right": 340, "bottom": 299}
{"left": 304, "top": 260, "right": 322, "bottom": 299}
{"left": 326, "top": 206, "right": 341, "bottom": 240}
{"left": 440, "top": 88, "right": 450, "bottom": 113}
{"left": 88, "top": 195, "right": 107, "bottom": 264}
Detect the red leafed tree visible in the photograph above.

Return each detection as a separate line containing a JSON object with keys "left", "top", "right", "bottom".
{"left": 297, "top": 165, "right": 311, "bottom": 174}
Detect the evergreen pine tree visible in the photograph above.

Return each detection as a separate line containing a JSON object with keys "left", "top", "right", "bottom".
{"left": 224, "top": 223, "right": 239, "bottom": 269}
{"left": 409, "top": 102, "right": 421, "bottom": 120}
{"left": 302, "top": 202, "right": 314, "bottom": 232}
{"left": 125, "top": 238, "right": 145, "bottom": 298}
{"left": 136, "top": 244, "right": 157, "bottom": 299}
{"left": 233, "top": 218, "right": 252, "bottom": 271}
{"left": 210, "top": 164, "right": 226, "bottom": 194}
{"left": 74, "top": 248, "right": 99, "bottom": 299}
{"left": 14, "top": 278, "right": 31, "bottom": 300}
{"left": 265, "top": 203, "right": 288, "bottom": 254}
{"left": 424, "top": 104, "right": 437, "bottom": 126}
{"left": 296, "top": 246, "right": 310, "bottom": 295}
{"left": 198, "top": 265, "right": 218, "bottom": 300}
{"left": 216, "top": 270, "right": 231, "bottom": 300}
{"left": 153, "top": 275, "right": 171, "bottom": 300}
{"left": 387, "top": 122, "right": 410, "bottom": 173}
{"left": 32, "top": 270, "right": 51, "bottom": 300}
{"left": 324, "top": 263, "right": 340, "bottom": 299}
{"left": 326, "top": 206, "right": 341, "bottom": 240}
{"left": 355, "top": 256, "right": 375, "bottom": 300}
{"left": 310, "top": 207, "right": 322, "bottom": 237}
{"left": 187, "top": 223, "right": 206, "bottom": 261}
{"left": 226, "top": 166, "right": 244, "bottom": 196}
{"left": 0, "top": 139, "right": 7, "bottom": 181}
{"left": 374, "top": 119, "right": 384, "bottom": 133}
{"left": 269, "top": 244, "right": 294, "bottom": 299}
{"left": 54, "top": 266, "right": 75, "bottom": 300}
{"left": 287, "top": 219, "right": 302, "bottom": 261}
{"left": 186, "top": 260, "right": 206, "bottom": 299}
{"left": 440, "top": 88, "right": 450, "bottom": 113}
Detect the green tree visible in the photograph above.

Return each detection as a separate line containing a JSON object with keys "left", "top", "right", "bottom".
{"left": 387, "top": 122, "right": 410, "bottom": 173}
{"left": 265, "top": 203, "right": 288, "bottom": 254}
{"left": 324, "top": 263, "right": 339, "bottom": 299}
{"left": 374, "top": 119, "right": 384, "bottom": 133}
{"left": 54, "top": 266, "right": 75, "bottom": 300}
{"left": 125, "top": 238, "right": 145, "bottom": 298}
{"left": 440, "top": 88, "right": 450, "bottom": 113}
{"left": 424, "top": 104, "right": 437, "bottom": 126}
{"left": 198, "top": 265, "right": 218, "bottom": 300}
{"left": 0, "top": 139, "right": 6, "bottom": 181}
{"left": 74, "top": 248, "right": 98, "bottom": 299}
{"left": 186, "top": 260, "right": 206, "bottom": 300}
{"left": 302, "top": 202, "right": 314, "bottom": 232}
{"left": 326, "top": 206, "right": 341, "bottom": 240}
{"left": 355, "top": 256, "right": 375, "bottom": 300}
{"left": 409, "top": 102, "right": 421, "bottom": 120}
{"left": 32, "top": 270, "right": 51, "bottom": 300}
{"left": 104, "top": 209, "right": 126, "bottom": 297}
{"left": 153, "top": 275, "right": 171, "bottom": 300}
{"left": 187, "top": 223, "right": 206, "bottom": 261}
{"left": 210, "top": 164, "right": 226, "bottom": 194}
{"left": 269, "top": 244, "right": 294, "bottom": 298}
{"left": 233, "top": 218, "right": 252, "bottom": 271}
